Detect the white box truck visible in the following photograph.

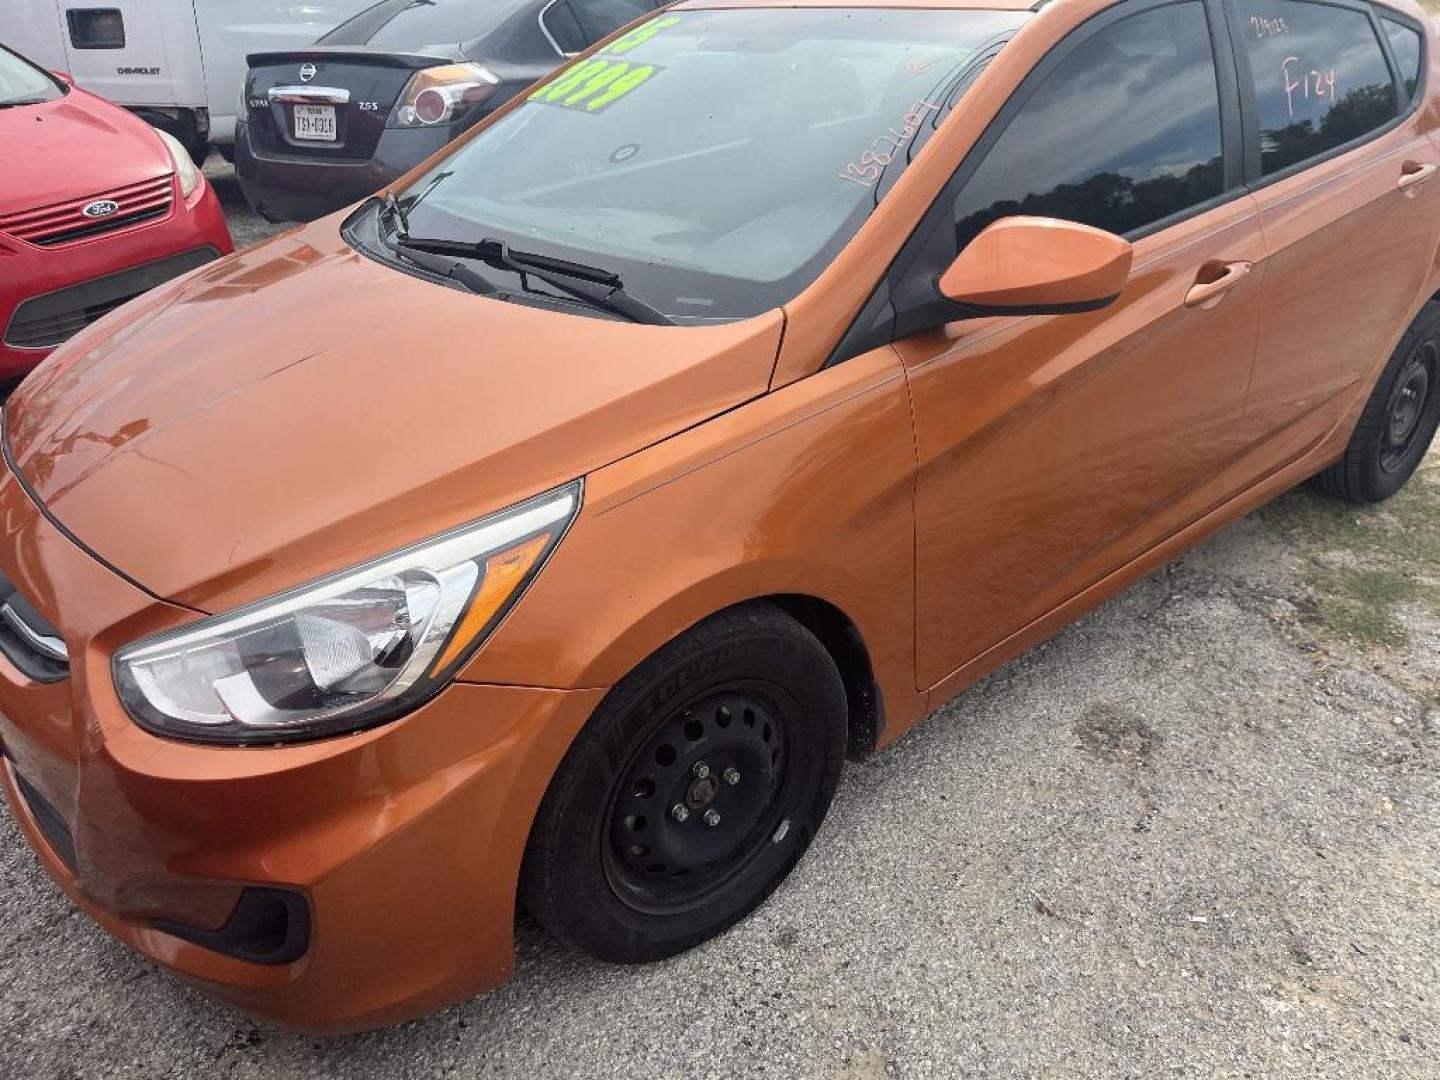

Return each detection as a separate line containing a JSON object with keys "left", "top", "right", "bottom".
{"left": 0, "top": 0, "right": 372, "bottom": 160}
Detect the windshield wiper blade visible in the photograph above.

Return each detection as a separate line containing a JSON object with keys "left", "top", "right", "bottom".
{"left": 375, "top": 197, "right": 494, "bottom": 296}
{"left": 396, "top": 235, "right": 674, "bottom": 326}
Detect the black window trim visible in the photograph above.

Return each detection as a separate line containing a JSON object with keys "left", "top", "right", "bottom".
{"left": 1377, "top": 4, "right": 1427, "bottom": 105}
{"left": 827, "top": 0, "right": 1247, "bottom": 367}
{"left": 1221, "top": 0, "right": 1423, "bottom": 192}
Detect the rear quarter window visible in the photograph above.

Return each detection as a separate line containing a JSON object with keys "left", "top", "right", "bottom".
{"left": 1233, "top": 0, "right": 1400, "bottom": 176}
{"left": 1381, "top": 15, "right": 1423, "bottom": 100}
{"left": 542, "top": 0, "right": 656, "bottom": 54}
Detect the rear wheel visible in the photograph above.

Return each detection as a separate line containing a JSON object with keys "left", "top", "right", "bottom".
{"left": 519, "top": 604, "right": 847, "bottom": 962}
{"left": 1313, "top": 301, "right": 1440, "bottom": 504}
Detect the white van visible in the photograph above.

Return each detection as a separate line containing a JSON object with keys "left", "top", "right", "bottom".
{"left": 0, "top": 0, "right": 372, "bottom": 160}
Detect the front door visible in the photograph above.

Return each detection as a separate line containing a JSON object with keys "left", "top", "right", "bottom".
{"left": 899, "top": 0, "right": 1267, "bottom": 688}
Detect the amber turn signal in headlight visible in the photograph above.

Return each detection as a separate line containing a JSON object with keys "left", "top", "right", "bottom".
{"left": 114, "top": 482, "right": 580, "bottom": 744}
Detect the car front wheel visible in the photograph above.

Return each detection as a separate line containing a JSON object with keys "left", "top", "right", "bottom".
{"left": 519, "top": 603, "right": 847, "bottom": 963}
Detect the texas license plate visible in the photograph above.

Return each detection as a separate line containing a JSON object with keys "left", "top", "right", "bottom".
{"left": 293, "top": 104, "right": 336, "bottom": 141}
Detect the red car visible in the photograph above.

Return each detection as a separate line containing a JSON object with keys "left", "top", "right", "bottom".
{"left": 0, "top": 44, "right": 232, "bottom": 384}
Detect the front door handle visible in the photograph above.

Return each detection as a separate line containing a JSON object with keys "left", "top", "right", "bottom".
{"left": 1398, "top": 161, "right": 1439, "bottom": 193}
{"left": 1184, "top": 261, "right": 1253, "bottom": 309}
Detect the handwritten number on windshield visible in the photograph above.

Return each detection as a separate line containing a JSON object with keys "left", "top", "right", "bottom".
{"left": 840, "top": 101, "right": 941, "bottom": 188}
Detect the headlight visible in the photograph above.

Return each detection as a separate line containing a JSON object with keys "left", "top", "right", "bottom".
{"left": 155, "top": 128, "right": 200, "bottom": 198}
{"left": 115, "top": 482, "right": 580, "bottom": 744}
{"left": 388, "top": 63, "right": 499, "bottom": 128}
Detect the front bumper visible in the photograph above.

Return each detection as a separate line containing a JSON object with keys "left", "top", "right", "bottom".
{"left": 234, "top": 120, "right": 452, "bottom": 223}
{"left": 0, "top": 457, "right": 604, "bottom": 1032}
{"left": 0, "top": 179, "right": 232, "bottom": 383}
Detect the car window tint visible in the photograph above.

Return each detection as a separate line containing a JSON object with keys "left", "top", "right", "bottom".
{"left": 953, "top": 2, "right": 1224, "bottom": 248}
{"left": 1381, "top": 16, "right": 1423, "bottom": 99}
{"left": 1234, "top": 0, "right": 1399, "bottom": 175}
{"left": 569, "top": 0, "right": 654, "bottom": 46}
{"left": 543, "top": 0, "right": 651, "bottom": 52}
{"left": 321, "top": 0, "right": 537, "bottom": 48}
{"left": 541, "top": 2, "right": 588, "bottom": 53}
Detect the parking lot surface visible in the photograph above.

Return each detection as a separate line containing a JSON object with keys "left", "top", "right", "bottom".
{"left": 0, "top": 178, "right": 1436, "bottom": 1080}
{"left": 208, "top": 157, "right": 285, "bottom": 250}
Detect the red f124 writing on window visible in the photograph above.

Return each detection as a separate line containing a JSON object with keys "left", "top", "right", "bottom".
{"left": 1282, "top": 55, "right": 1336, "bottom": 119}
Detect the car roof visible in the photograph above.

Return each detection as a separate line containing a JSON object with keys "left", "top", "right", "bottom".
{"left": 678, "top": 0, "right": 1432, "bottom": 15}
{"left": 676, "top": 0, "right": 1040, "bottom": 11}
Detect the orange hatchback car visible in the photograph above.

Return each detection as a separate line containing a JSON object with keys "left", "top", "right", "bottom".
{"left": 1, "top": 0, "right": 1437, "bottom": 1033}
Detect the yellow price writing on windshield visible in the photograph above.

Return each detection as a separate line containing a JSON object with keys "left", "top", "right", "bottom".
{"left": 606, "top": 14, "right": 681, "bottom": 54}
{"left": 529, "top": 58, "right": 659, "bottom": 113}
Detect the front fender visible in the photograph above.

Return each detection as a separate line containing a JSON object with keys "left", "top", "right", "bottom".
{"left": 461, "top": 345, "right": 929, "bottom": 742}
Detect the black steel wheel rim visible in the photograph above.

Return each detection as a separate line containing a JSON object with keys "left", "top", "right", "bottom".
{"left": 1381, "top": 340, "right": 1435, "bottom": 474}
{"left": 602, "top": 681, "right": 798, "bottom": 915}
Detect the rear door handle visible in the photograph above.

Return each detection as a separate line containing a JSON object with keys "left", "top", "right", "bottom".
{"left": 1399, "top": 162, "right": 1439, "bottom": 192}
{"left": 1184, "top": 261, "right": 1252, "bottom": 309}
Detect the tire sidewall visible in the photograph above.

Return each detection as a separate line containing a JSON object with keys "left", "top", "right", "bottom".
{"left": 527, "top": 610, "right": 847, "bottom": 963}
{"left": 1358, "top": 305, "right": 1440, "bottom": 500}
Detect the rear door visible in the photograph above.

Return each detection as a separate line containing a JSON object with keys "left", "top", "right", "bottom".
{"left": 1229, "top": 0, "right": 1440, "bottom": 457}
{"left": 894, "top": 0, "right": 1268, "bottom": 688}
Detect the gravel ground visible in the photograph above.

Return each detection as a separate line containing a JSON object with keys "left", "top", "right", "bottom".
{"left": 207, "top": 156, "right": 286, "bottom": 250}
{"left": 0, "top": 176, "right": 1436, "bottom": 1078}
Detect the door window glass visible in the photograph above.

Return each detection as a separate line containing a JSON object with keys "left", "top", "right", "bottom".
{"left": 1234, "top": 0, "right": 1399, "bottom": 175}
{"left": 953, "top": 2, "right": 1225, "bottom": 249}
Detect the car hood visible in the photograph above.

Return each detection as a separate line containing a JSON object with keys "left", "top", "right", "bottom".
{"left": 5, "top": 219, "right": 782, "bottom": 614}
{"left": 0, "top": 88, "right": 170, "bottom": 215}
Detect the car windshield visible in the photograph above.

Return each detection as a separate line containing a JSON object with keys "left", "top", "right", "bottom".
{"left": 0, "top": 47, "right": 64, "bottom": 107}
{"left": 321, "top": 0, "right": 540, "bottom": 48}
{"left": 381, "top": 6, "right": 1028, "bottom": 322}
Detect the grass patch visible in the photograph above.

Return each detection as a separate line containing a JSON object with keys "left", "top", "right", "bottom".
{"left": 1310, "top": 570, "right": 1417, "bottom": 646}
{"left": 1258, "top": 458, "right": 1439, "bottom": 646}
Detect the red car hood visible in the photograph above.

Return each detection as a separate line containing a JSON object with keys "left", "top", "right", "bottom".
{"left": 5, "top": 220, "right": 782, "bottom": 614}
{"left": 0, "top": 88, "right": 171, "bottom": 214}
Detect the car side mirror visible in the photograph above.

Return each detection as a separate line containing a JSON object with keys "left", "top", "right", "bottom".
{"left": 937, "top": 216, "right": 1133, "bottom": 316}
